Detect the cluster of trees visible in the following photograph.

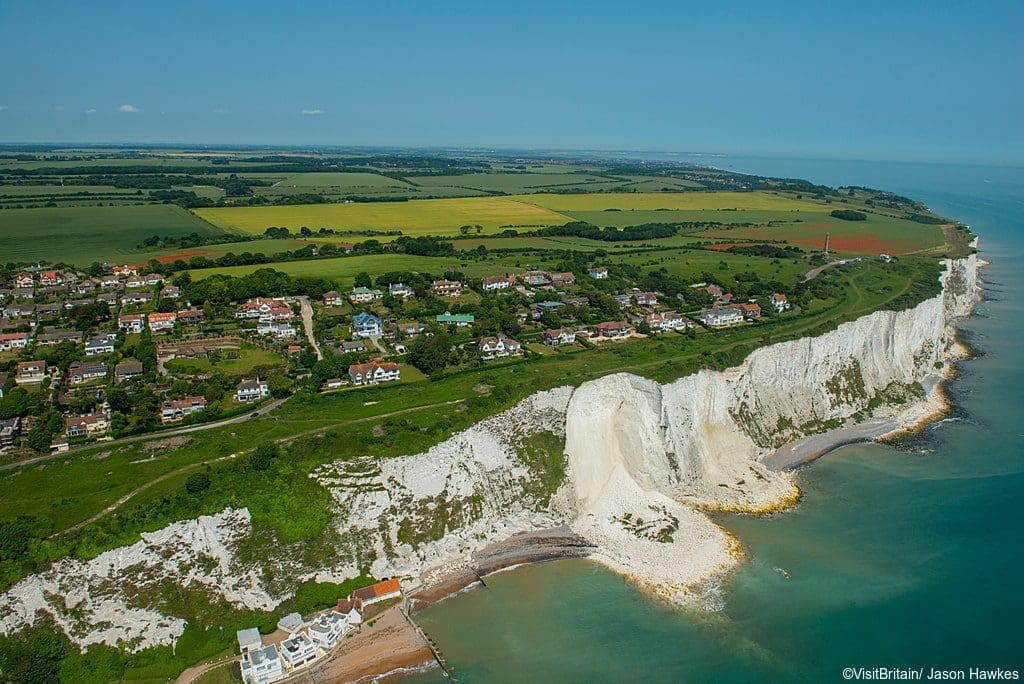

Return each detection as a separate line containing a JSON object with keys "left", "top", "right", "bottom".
{"left": 534, "top": 221, "right": 681, "bottom": 242}
{"left": 182, "top": 268, "right": 334, "bottom": 305}
{"left": 726, "top": 244, "right": 804, "bottom": 259}
{"left": 830, "top": 209, "right": 867, "bottom": 221}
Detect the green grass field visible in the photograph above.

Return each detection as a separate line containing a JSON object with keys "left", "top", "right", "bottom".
{"left": 0, "top": 204, "right": 223, "bottom": 264}
{"left": 187, "top": 253, "right": 468, "bottom": 285}
{"left": 562, "top": 208, "right": 830, "bottom": 227}
{"left": 164, "top": 346, "right": 284, "bottom": 376}
{"left": 194, "top": 197, "right": 573, "bottom": 236}
{"left": 515, "top": 191, "right": 827, "bottom": 212}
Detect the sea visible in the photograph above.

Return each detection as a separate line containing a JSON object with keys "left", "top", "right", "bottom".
{"left": 407, "top": 157, "right": 1024, "bottom": 683}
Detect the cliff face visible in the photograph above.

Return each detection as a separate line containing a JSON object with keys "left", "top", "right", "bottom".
{"left": 1, "top": 257, "right": 981, "bottom": 648}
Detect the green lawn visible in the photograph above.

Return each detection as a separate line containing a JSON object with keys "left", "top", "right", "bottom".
{"left": 187, "top": 253, "right": 468, "bottom": 285}
{"left": 164, "top": 346, "right": 284, "bottom": 376}
{"left": 0, "top": 204, "right": 223, "bottom": 264}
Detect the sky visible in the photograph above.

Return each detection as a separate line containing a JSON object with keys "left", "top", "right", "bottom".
{"left": 0, "top": 0, "right": 1021, "bottom": 163}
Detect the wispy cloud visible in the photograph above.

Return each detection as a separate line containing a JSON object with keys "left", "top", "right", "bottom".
{"left": 213, "top": 106, "right": 230, "bottom": 114}
{"left": 52, "top": 105, "right": 65, "bottom": 112}
{"left": 301, "top": 108, "right": 324, "bottom": 116}
{"left": 0, "top": 105, "right": 7, "bottom": 112}
{"left": 84, "top": 108, "right": 97, "bottom": 115}
{"left": 119, "top": 103, "right": 140, "bottom": 113}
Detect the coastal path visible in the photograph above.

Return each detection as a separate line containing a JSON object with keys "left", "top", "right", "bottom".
{"left": 296, "top": 296, "right": 323, "bottom": 361}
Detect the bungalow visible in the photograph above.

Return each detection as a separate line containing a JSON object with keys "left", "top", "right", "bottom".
{"left": 15, "top": 361, "right": 47, "bottom": 385}
{"left": 587, "top": 267, "right": 609, "bottom": 280}
{"left": 594, "top": 321, "right": 634, "bottom": 339}
{"left": 148, "top": 311, "right": 176, "bottom": 332}
{"left": 436, "top": 311, "right": 474, "bottom": 327}
{"left": 431, "top": 279, "right": 463, "bottom": 297}
{"left": 160, "top": 285, "right": 181, "bottom": 299}
{"left": 36, "top": 303, "right": 63, "bottom": 316}
{"left": 74, "top": 279, "right": 98, "bottom": 294}
{"left": 562, "top": 295, "right": 589, "bottom": 307}
{"left": 118, "top": 313, "right": 145, "bottom": 333}
{"left": 13, "top": 273, "right": 34, "bottom": 289}
{"left": 66, "top": 413, "right": 109, "bottom": 438}
{"left": 121, "top": 291, "right": 153, "bottom": 305}
{"left": 478, "top": 335, "right": 522, "bottom": 360}
{"left": 544, "top": 327, "right": 577, "bottom": 346}
{"left": 322, "top": 377, "right": 345, "bottom": 390}
{"left": 699, "top": 306, "right": 744, "bottom": 327}
{"left": 392, "top": 320, "right": 426, "bottom": 337}
{"left": 145, "top": 274, "right": 163, "bottom": 286}
{"left": 112, "top": 264, "right": 137, "bottom": 278}
{"left": 100, "top": 276, "right": 123, "bottom": 289}
{"left": 279, "top": 632, "right": 317, "bottom": 671}
{"left": 236, "top": 378, "right": 270, "bottom": 402}
{"left": 240, "top": 644, "right": 284, "bottom": 684}
{"left": 36, "top": 330, "right": 83, "bottom": 346}
{"left": 341, "top": 339, "right": 366, "bottom": 353}
{"left": 771, "top": 293, "right": 790, "bottom": 313}
{"left": 481, "top": 275, "right": 515, "bottom": 291}
{"left": 84, "top": 336, "right": 115, "bottom": 356}
{"left": 350, "top": 578, "right": 402, "bottom": 607}
{"left": 0, "top": 332, "right": 30, "bottom": 351}
{"left": 646, "top": 312, "right": 690, "bottom": 331}
{"left": 388, "top": 282, "right": 414, "bottom": 298}
{"left": 68, "top": 361, "right": 107, "bottom": 385}
{"left": 125, "top": 276, "right": 148, "bottom": 289}
{"left": 736, "top": 302, "right": 762, "bottom": 319}
{"left": 174, "top": 345, "right": 210, "bottom": 359}
{"left": 323, "top": 290, "right": 344, "bottom": 307}
{"left": 160, "top": 396, "right": 207, "bottom": 423}
{"left": 307, "top": 611, "right": 348, "bottom": 650}
{"left": 257, "top": 321, "right": 297, "bottom": 339}
{"left": 3, "top": 304, "right": 35, "bottom": 319}
{"left": 177, "top": 308, "right": 205, "bottom": 326}
{"left": 348, "top": 286, "right": 383, "bottom": 304}
{"left": 550, "top": 272, "right": 576, "bottom": 287}
{"left": 348, "top": 361, "right": 401, "bottom": 386}
{"left": 522, "top": 271, "right": 551, "bottom": 287}
{"left": 114, "top": 360, "right": 144, "bottom": 383}
{"left": 351, "top": 311, "right": 382, "bottom": 338}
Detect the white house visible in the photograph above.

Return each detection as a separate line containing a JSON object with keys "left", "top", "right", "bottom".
{"left": 348, "top": 361, "right": 400, "bottom": 386}
{"left": 432, "top": 279, "right": 463, "bottom": 297}
{"left": 699, "top": 306, "right": 744, "bottom": 327}
{"left": 645, "top": 312, "right": 690, "bottom": 332}
{"left": 771, "top": 293, "right": 790, "bottom": 312}
{"left": 478, "top": 335, "right": 522, "bottom": 360}
{"left": 160, "top": 396, "right": 207, "bottom": 423}
{"left": 481, "top": 276, "right": 515, "bottom": 291}
{"left": 237, "top": 627, "right": 262, "bottom": 655}
{"left": 388, "top": 282, "right": 414, "bottom": 298}
{"left": 335, "top": 599, "right": 363, "bottom": 625}
{"left": 279, "top": 632, "right": 317, "bottom": 671}
{"left": 148, "top": 312, "right": 176, "bottom": 332}
{"left": 587, "top": 267, "right": 609, "bottom": 279}
{"left": 349, "top": 287, "right": 383, "bottom": 303}
{"left": 240, "top": 644, "right": 284, "bottom": 684}
{"left": 351, "top": 312, "right": 382, "bottom": 338}
{"left": 85, "top": 337, "right": 115, "bottom": 356}
{"left": 543, "top": 327, "right": 576, "bottom": 346}
{"left": 236, "top": 378, "right": 270, "bottom": 402}
{"left": 257, "top": 321, "right": 297, "bottom": 339}
{"left": 0, "top": 332, "right": 30, "bottom": 352}
{"left": 118, "top": 314, "right": 145, "bottom": 334}
{"left": 307, "top": 611, "right": 348, "bottom": 650}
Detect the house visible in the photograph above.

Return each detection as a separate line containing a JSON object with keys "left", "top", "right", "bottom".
{"left": 115, "top": 360, "right": 144, "bottom": 383}
{"left": 15, "top": 361, "right": 47, "bottom": 385}
{"left": 121, "top": 291, "right": 153, "bottom": 305}
{"left": 236, "top": 297, "right": 291, "bottom": 321}
{"left": 39, "top": 270, "right": 66, "bottom": 287}
{"left": 307, "top": 611, "right": 348, "bottom": 650}
{"left": 436, "top": 311, "right": 474, "bottom": 327}
{"left": 594, "top": 321, "right": 634, "bottom": 339}
{"left": 100, "top": 276, "right": 123, "bottom": 289}
{"left": 240, "top": 644, "right": 284, "bottom": 684}
{"left": 0, "top": 417, "right": 20, "bottom": 450}
{"left": 236, "top": 378, "right": 270, "bottom": 402}
{"left": 34, "top": 330, "right": 81, "bottom": 346}
{"left": 431, "top": 279, "right": 463, "bottom": 297}
{"left": 112, "top": 264, "right": 137, "bottom": 278}
{"left": 348, "top": 286, "right": 383, "bottom": 304}
{"left": 74, "top": 279, "right": 98, "bottom": 294}
{"left": 335, "top": 599, "right": 363, "bottom": 625}
{"left": 66, "top": 412, "right": 109, "bottom": 438}
{"left": 85, "top": 336, "right": 115, "bottom": 356}
{"left": 550, "top": 272, "right": 576, "bottom": 287}
{"left": 160, "top": 396, "right": 207, "bottom": 423}
{"left": 148, "top": 312, "right": 176, "bottom": 332}
{"left": 587, "top": 267, "right": 609, "bottom": 280}
{"left": 736, "top": 302, "right": 762, "bottom": 319}
{"left": 68, "top": 361, "right": 107, "bottom": 385}
{"left": 351, "top": 312, "right": 382, "bottom": 338}
{"left": 119, "top": 313, "right": 145, "bottom": 334}
{"left": 699, "top": 306, "right": 745, "bottom": 327}
{"left": 349, "top": 361, "right": 400, "bottom": 386}
{"left": 160, "top": 285, "right": 181, "bottom": 299}
{"left": 478, "top": 335, "right": 522, "bottom": 360}
{"left": 276, "top": 612, "right": 305, "bottom": 635}
{"left": 145, "top": 274, "right": 163, "bottom": 286}
{"left": 880, "top": 253, "right": 892, "bottom": 263}
{"left": 392, "top": 320, "right": 426, "bottom": 337}
{"left": 125, "top": 276, "right": 148, "bottom": 289}
{"left": 562, "top": 295, "right": 589, "bottom": 307}
{"left": 3, "top": 304, "right": 35, "bottom": 319}
{"left": 0, "top": 374, "right": 6, "bottom": 397}
{"left": 481, "top": 275, "right": 515, "bottom": 291}
{"left": 13, "top": 273, "right": 34, "bottom": 288}
{"left": 257, "top": 321, "right": 296, "bottom": 338}
{"left": 350, "top": 578, "right": 402, "bottom": 607}
{"left": 177, "top": 308, "right": 205, "bottom": 326}
{"left": 323, "top": 377, "right": 345, "bottom": 390}
{"left": 645, "top": 312, "right": 690, "bottom": 331}
{"left": 522, "top": 271, "right": 551, "bottom": 287}
{"left": 323, "top": 291, "right": 344, "bottom": 307}
{"left": 237, "top": 628, "right": 262, "bottom": 655}
{"left": 771, "top": 293, "right": 790, "bottom": 313}
{"left": 0, "top": 332, "right": 30, "bottom": 351}
{"left": 611, "top": 294, "right": 632, "bottom": 309}
{"left": 36, "top": 302, "right": 64, "bottom": 316}
{"left": 544, "top": 327, "right": 577, "bottom": 346}
{"left": 633, "top": 291, "right": 658, "bottom": 307}
{"left": 279, "top": 632, "right": 317, "bottom": 671}
{"left": 706, "top": 284, "right": 724, "bottom": 299}
{"left": 388, "top": 282, "right": 414, "bottom": 298}
{"left": 341, "top": 339, "right": 366, "bottom": 353}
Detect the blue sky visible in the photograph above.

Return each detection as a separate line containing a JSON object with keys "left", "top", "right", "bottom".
{"left": 0, "top": 0, "right": 1021, "bottom": 163}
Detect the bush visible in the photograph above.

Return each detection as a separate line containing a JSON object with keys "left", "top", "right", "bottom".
{"left": 830, "top": 209, "right": 867, "bottom": 221}
{"left": 185, "top": 472, "right": 211, "bottom": 494}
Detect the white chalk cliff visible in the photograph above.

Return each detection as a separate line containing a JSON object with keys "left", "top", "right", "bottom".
{"left": 0, "top": 256, "right": 981, "bottom": 647}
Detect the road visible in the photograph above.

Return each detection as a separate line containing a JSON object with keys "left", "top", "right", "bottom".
{"left": 297, "top": 296, "right": 323, "bottom": 361}
{"left": 0, "top": 397, "right": 288, "bottom": 473}
{"left": 803, "top": 259, "right": 847, "bottom": 282}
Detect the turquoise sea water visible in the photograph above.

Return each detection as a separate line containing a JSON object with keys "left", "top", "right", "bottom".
{"left": 410, "top": 159, "right": 1024, "bottom": 683}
